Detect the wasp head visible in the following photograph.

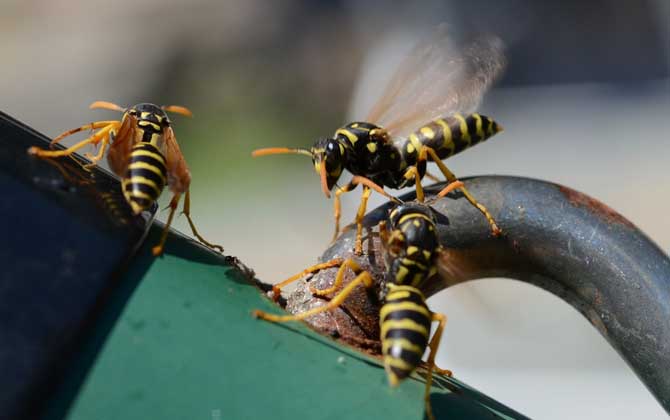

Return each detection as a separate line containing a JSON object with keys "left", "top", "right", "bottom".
{"left": 127, "top": 103, "right": 171, "bottom": 128}
{"left": 311, "top": 137, "right": 346, "bottom": 198}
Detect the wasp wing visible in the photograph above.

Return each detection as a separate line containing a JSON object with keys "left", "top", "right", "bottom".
{"left": 163, "top": 126, "right": 192, "bottom": 194}
{"left": 366, "top": 25, "right": 506, "bottom": 138}
{"left": 107, "top": 113, "right": 137, "bottom": 176}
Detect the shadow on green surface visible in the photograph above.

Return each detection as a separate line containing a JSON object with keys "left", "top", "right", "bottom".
{"left": 44, "top": 226, "right": 247, "bottom": 420}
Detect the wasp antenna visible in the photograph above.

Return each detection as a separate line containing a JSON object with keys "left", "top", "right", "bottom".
{"left": 251, "top": 147, "right": 312, "bottom": 158}
{"left": 163, "top": 105, "right": 193, "bottom": 118}
{"left": 89, "top": 101, "right": 125, "bottom": 112}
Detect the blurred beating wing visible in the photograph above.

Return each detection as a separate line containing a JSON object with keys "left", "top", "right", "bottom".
{"left": 366, "top": 24, "right": 506, "bottom": 138}
{"left": 164, "top": 126, "right": 192, "bottom": 194}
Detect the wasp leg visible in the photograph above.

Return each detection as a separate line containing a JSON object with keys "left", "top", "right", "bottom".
{"left": 423, "top": 312, "right": 448, "bottom": 420}
{"left": 333, "top": 181, "right": 358, "bottom": 242}
{"left": 353, "top": 186, "right": 372, "bottom": 255}
{"left": 378, "top": 220, "right": 389, "bottom": 245}
{"left": 27, "top": 123, "right": 117, "bottom": 159}
{"left": 49, "top": 120, "right": 119, "bottom": 148}
{"left": 421, "top": 146, "right": 501, "bottom": 236}
{"left": 309, "top": 257, "right": 358, "bottom": 297}
{"left": 152, "top": 194, "right": 181, "bottom": 256}
{"left": 434, "top": 180, "right": 464, "bottom": 198}
{"left": 271, "top": 258, "right": 344, "bottom": 302}
{"left": 347, "top": 175, "right": 401, "bottom": 255}
{"left": 82, "top": 127, "right": 116, "bottom": 170}
{"left": 182, "top": 189, "right": 224, "bottom": 253}
{"left": 253, "top": 259, "right": 373, "bottom": 323}
{"left": 403, "top": 166, "right": 425, "bottom": 203}
{"left": 424, "top": 171, "right": 440, "bottom": 182}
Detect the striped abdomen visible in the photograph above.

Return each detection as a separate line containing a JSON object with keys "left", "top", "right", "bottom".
{"left": 387, "top": 206, "right": 439, "bottom": 288}
{"left": 380, "top": 284, "right": 432, "bottom": 386}
{"left": 122, "top": 142, "right": 167, "bottom": 214}
{"left": 400, "top": 113, "right": 502, "bottom": 165}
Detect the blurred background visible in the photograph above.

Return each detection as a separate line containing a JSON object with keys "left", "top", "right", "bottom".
{"left": 1, "top": 0, "right": 668, "bottom": 418}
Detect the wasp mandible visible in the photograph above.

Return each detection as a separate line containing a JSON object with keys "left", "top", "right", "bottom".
{"left": 28, "top": 101, "right": 224, "bottom": 256}
{"left": 253, "top": 25, "right": 506, "bottom": 255}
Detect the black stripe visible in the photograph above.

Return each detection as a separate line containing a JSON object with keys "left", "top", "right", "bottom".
{"left": 124, "top": 180, "right": 161, "bottom": 199}
{"left": 382, "top": 308, "right": 431, "bottom": 326}
{"left": 129, "top": 196, "right": 152, "bottom": 210}
{"left": 132, "top": 142, "right": 165, "bottom": 161}
{"left": 467, "top": 115, "right": 482, "bottom": 144}
{"left": 131, "top": 153, "right": 167, "bottom": 172}
{"left": 392, "top": 346, "right": 423, "bottom": 368}
{"left": 389, "top": 366, "right": 412, "bottom": 381}
{"left": 132, "top": 142, "right": 160, "bottom": 151}
{"left": 127, "top": 167, "right": 166, "bottom": 187}
{"left": 384, "top": 328, "right": 428, "bottom": 349}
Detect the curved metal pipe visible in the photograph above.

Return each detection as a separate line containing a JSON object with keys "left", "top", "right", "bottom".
{"left": 285, "top": 176, "right": 670, "bottom": 413}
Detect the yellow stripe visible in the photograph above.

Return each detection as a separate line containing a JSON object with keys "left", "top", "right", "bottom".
{"left": 138, "top": 120, "right": 160, "bottom": 131}
{"left": 335, "top": 128, "right": 358, "bottom": 143}
{"left": 387, "top": 289, "right": 410, "bottom": 300}
{"left": 398, "top": 213, "right": 433, "bottom": 225}
{"left": 435, "top": 118, "right": 454, "bottom": 154}
{"left": 124, "top": 188, "right": 154, "bottom": 201}
{"left": 453, "top": 114, "right": 471, "bottom": 145}
{"left": 128, "top": 161, "right": 167, "bottom": 182}
{"left": 407, "top": 246, "right": 419, "bottom": 255}
{"left": 132, "top": 149, "right": 166, "bottom": 164}
{"left": 420, "top": 126, "right": 435, "bottom": 139}
{"left": 382, "top": 337, "right": 425, "bottom": 357}
{"left": 473, "top": 113, "right": 484, "bottom": 139}
{"left": 386, "top": 284, "right": 427, "bottom": 300}
{"left": 380, "top": 301, "right": 431, "bottom": 321}
{"left": 381, "top": 319, "right": 429, "bottom": 339}
{"left": 400, "top": 258, "right": 427, "bottom": 271}
{"left": 128, "top": 176, "right": 162, "bottom": 195}
{"left": 411, "top": 272, "right": 426, "bottom": 287}
{"left": 394, "top": 265, "right": 410, "bottom": 284}
{"left": 408, "top": 133, "right": 422, "bottom": 154}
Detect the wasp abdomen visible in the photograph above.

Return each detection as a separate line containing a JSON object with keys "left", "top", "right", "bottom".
{"left": 402, "top": 113, "right": 501, "bottom": 163}
{"left": 380, "top": 285, "right": 432, "bottom": 385}
{"left": 122, "top": 142, "right": 167, "bottom": 214}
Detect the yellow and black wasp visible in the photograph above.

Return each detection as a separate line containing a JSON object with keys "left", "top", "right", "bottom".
{"left": 253, "top": 182, "right": 463, "bottom": 420}
{"left": 253, "top": 25, "right": 506, "bottom": 255}
{"left": 28, "top": 101, "right": 223, "bottom": 256}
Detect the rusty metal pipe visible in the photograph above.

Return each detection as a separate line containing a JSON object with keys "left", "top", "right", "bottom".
{"left": 285, "top": 176, "right": 670, "bottom": 413}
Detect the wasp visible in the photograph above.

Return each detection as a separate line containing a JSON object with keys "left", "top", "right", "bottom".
{"left": 27, "top": 101, "right": 224, "bottom": 256}
{"left": 253, "top": 182, "right": 463, "bottom": 420}
{"left": 253, "top": 25, "right": 506, "bottom": 255}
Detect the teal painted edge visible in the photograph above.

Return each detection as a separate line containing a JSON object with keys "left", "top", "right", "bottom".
{"left": 58, "top": 226, "right": 529, "bottom": 420}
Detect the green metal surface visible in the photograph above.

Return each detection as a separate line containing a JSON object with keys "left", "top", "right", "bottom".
{"left": 59, "top": 227, "right": 526, "bottom": 420}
